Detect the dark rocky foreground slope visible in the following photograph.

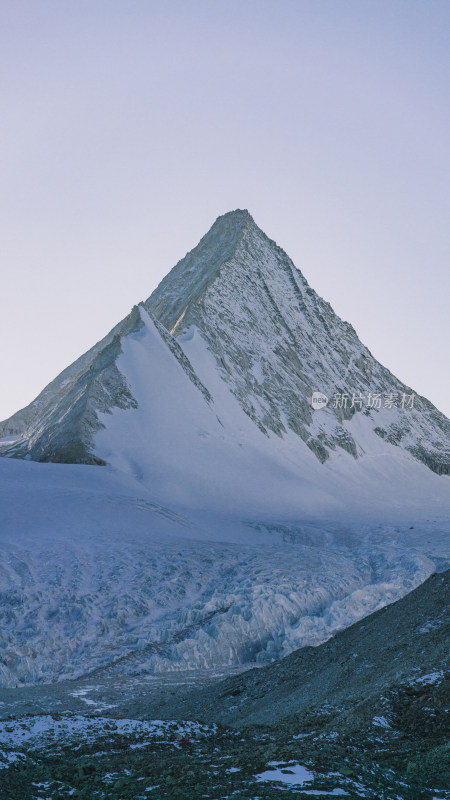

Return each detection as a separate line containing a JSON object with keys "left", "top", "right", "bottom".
{"left": 0, "top": 570, "right": 448, "bottom": 799}
{"left": 157, "top": 567, "right": 449, "bottom": 730}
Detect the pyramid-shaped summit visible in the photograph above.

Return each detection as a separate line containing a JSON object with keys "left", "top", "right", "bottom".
{"left": 0, "top": 210, "right": 449, "bottom": 516}
{"left": 146, "top": 209, "right": 256, "bottom": 332}
{"left": 145, "top": 209, "right": 449, "bottom": 473}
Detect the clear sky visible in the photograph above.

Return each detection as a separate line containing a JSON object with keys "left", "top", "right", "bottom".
{"left": 1, "top": 0, "right": 449, "bottom": 419}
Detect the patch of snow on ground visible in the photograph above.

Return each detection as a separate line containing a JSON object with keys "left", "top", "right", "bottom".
{"left": 372, "top": 716, "right": 391, "bottom": 729}
{"left": 412, "top": 671, "right": 445, "bottom": 686}
{"left": 256, "top": 761, "right": 314, "bottom": 785}
{"left": 0, "top": 715, "right": 215, "bottom": 750}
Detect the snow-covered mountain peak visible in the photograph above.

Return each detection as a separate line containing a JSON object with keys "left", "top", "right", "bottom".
{"left": 146, "top": 212, "right": 449, "bottom": 475}
{"left": 1, "top": 210, "right": 449, "bottom": 489}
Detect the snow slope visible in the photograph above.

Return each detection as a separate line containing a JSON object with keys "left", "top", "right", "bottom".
{"left": 94, "top": 305, "right": 450, "bottom": 519}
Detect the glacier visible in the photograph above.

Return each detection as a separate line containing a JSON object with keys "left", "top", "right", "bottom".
{"left": 0, "top": 453, "right": 448, "bottom": 689}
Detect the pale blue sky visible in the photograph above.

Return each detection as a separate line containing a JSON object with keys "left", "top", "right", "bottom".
{"left": 1, "top": 0, "right": 449, "bottom": 418}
